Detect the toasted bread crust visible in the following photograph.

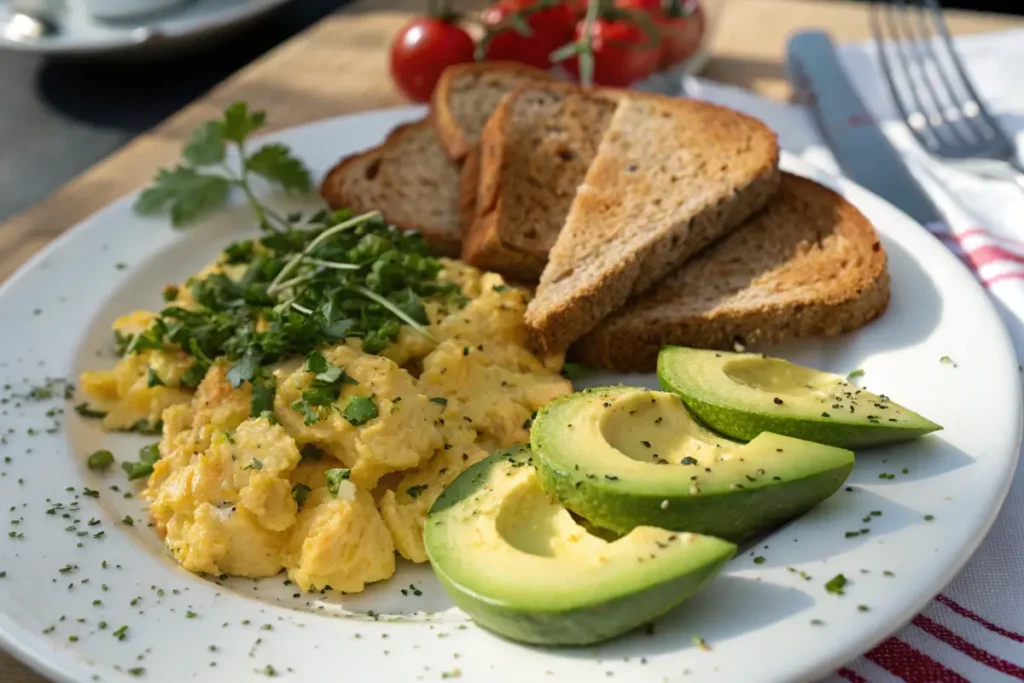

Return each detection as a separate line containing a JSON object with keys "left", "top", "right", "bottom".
{"left": 432, "top": 61, "right": 554, "bottom": 161}
{"left": 525, "top": 94, "right": 782, "bottom": 354}
{"left": 458, "top": 147, "right": 480, "bottom": 239}
{"left": 462, "top": 82, "right": 619, "bottom": 282}
{"left": 319, "top": 118, "right": 461, "bottom": 256}
{"left": 571, "top": 174, "right": 891, "bottom": 372}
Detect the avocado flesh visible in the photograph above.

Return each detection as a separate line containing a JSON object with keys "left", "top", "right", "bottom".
{"left": 424, "top": 446, "right": 736, "bottom": 646}
{"left": 531, "top": 386, "right": 854, "bottom": 540}
{"left": 657, "top": 347, "right": 943, "bottom": 449}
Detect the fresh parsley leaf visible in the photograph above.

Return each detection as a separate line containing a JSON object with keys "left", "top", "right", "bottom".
{"left": 406, "top": 484, "right": 427, "bottom": 499}
{"left": 122, "top": 443, "right": 161, "bottom": 481}
{"left": 429, "top": 397, "right": 448, "bottom": 407}
{"left": 183, "top": 121, "right": 226, "bottom": 166}
{"left": 146, "top": 367, "right": 165, "bottom": 388}
{"left": 220, "top": 101, "right": 266, "bottom": 143}
{"left": 134, "top": 166, "right": 232, "bottom": 228}
{"left": 325, "top": 468, "right": 351, "bottom": 497}
{"left": 250, "top": 376, "right": 276, "bottom": 418}
{"left": 223, "top": 240, "right": 255, "bottom": 264}
{"left": 180, "top": 362, "right": 208, "bottom": 389}
{"left": 303, "top": 350, "right": 329, "bottom": 374}
{"left": 87, "top": 450, "right": 114, "bottom": 473}
{"left": 245, "top": 143, "right": 312, "bottom": 193}
{"left": 291, "top": 483, "right": 311, "bottom": 507}
{"left": 243, "top": 458, "right": 263, "bottom": 472}
{"left": 291, "top": 399, "right": 319, "bottom": 426}
{"left": 847, "top": 369, "right": 865, "bottom": 379}
{"left": 226, "top": 347, "right": 262, "bottom": 388}
{"left": 343, "top": 395, "right": 378, "bottom": 426}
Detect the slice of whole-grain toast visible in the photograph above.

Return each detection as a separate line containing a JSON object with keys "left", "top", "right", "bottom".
{"left": 572, "top": 173, "right": 891, "bottom": 372}
{"left": 431, "top": 61, "right": 555, "bottom": 161}
{"left": 320, "top": 118, "right": 461, "bottom": 255}
{"left": 462, "top": 82, "right": 619, "bottom": 282}
{"left": 525, "top": 94, "right": 782, "bottom": 353}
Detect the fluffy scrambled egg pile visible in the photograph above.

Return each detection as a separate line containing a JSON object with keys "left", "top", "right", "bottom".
{"left": 79, "top": 260, "right": 571, "bottom": 593}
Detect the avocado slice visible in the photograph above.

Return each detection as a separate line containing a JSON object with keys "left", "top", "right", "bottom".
{"left": 530, "top": 386, "right": 854, "bottom": 540}
{"left": 657, "top": 347, "right": 942, "bottom": 448}
{"left": 424, "top": 446, "right": 735, "bottom": 646}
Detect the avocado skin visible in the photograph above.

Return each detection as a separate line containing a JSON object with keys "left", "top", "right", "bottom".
{"left": 533, "top": 450, "right": 853, "bottom": 541}
{"left": 674, "top": 391, "right": 941, "bottom": 449}
{"left": 425, "top": 448, "right": 736, "bottom": 647}
{"left": 656, "top": 346, "right": 942, "bottom": 449}
{"left": 431, "top": 549, "right": 731, "bottom": 646}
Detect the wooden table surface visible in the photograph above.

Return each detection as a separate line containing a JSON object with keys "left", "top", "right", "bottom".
{"left": 1, "top": 0, "right": 1021, "bottom": 680}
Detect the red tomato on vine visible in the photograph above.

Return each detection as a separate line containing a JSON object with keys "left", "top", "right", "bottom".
{"left": 564, "top": 16, "right": 660, "bottom": 87}
{"left": 657, "top": 0, "right": 706, "bottom": 67}
{"left": 481, "top": 0, "right": 579, "bottom": 69}
{"left": 390, "top": 17, "right": 476, "bottom": 102}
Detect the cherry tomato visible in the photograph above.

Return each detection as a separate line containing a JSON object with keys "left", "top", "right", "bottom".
{"left": 658, "top": 1, "right": 705, "bottom": 68}
{"left": 613, "top": 0, "right": 664, "bottom": 15}
{"left": 482, "top": 0, "right": 578, "bottom": 69}
{"left": 390, "top": 17, "right": 476, "bottom": 102}
{"left": 564, "top": 17, "right": 660, "bottom": 87}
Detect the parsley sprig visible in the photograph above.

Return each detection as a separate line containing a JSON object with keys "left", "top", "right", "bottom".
{"left": 134, "top": 102, "right": 311, "bottom": 229}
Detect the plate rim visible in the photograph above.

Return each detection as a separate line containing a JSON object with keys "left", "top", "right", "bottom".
{"left": 0, "top": 104, "right": 1020, "bottom": 683}
{"left": 0, "top": 0, "right": 291, "bottom": 55}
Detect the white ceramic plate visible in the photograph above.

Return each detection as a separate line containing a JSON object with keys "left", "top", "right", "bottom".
{"left": 0, "top": 105, "right": 1020, "bottom": 683}
{"left": 0, "top": 0, "right": 291, "bottom": 57}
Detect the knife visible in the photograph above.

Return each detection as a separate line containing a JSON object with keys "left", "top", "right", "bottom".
{"left": 785, "top": 30, "right": 944, "bottom": 227}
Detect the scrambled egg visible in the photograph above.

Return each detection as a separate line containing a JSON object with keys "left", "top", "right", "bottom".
{"left": 80, "top": 259, "right": 572, "bottom": 594}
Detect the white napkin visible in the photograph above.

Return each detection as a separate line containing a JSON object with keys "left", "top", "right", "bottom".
{"left": 679, "top": 28, "right": 1024, "bottom": 682}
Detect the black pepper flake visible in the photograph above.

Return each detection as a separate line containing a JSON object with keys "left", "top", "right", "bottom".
{"left": 773, "top": 397, "right": 784, "bottom": 405}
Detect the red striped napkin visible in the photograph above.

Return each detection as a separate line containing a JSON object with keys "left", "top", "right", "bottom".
{"left": 677, "top": 27, "right": 1024, "bottom": 683}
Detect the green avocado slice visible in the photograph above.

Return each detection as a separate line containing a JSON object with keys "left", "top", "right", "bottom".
{"left": 530, "top": 386, "right": 854, "bottom": 540}
{"left": 657, "top": 347, "right": 942, "bottom": 448}
{"left": 424, "top": 446, "right": 736, "bottom": 646}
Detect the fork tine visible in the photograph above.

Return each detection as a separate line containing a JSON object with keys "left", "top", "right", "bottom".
{"left": 898, "top": 0, "right": 990, "bottom": 150}
{"left": 911, "top": 0, "right": 1003, "bottom": 147}
{"left": 921, "top": 0, "right": 1010, "bottom": 147}
{"left": 887, "top": 0, "right": 975, "bottom": 151}
{"left": 870, "top": 1, "right": 941, "bottom": 152}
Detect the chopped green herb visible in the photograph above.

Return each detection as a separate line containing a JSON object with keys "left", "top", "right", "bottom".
{"left": 753, "top": 556, "right": 765, "bottom": 565}
{"left": 847, "top": 369, "right": 865, "bottom": 378}
{"left": 291, "top": 483, "right": 311, "bottom": 507}
{"left": 429, "top": 397, "right": 448, "bottom": 407}
{"left": 74, "top": 403, "right": 107, "bottom": 419}
{"left": 342, "top": 395, "right": 378, "bottom": 426}
{"left": 406, "top": 485, "right": 427, "bottom": 500}
{"left": 244, "top": 458, "right": 263, "bottom": 472}
{"left": 113, "top": 625, "right": 129, "bottom": 641}
{"left": 146, "top": 367, "right": 166, "bottom": 388}
{"left": 940, "top": 355, "right": 957, "bottom": 367}
{"left": 325, "top": 468, "right": 351, "bottom": 497}
{"left": 86, "top": 450, "right": 115, "bottom": 473}
{"left": 825, "top": 574, "right": 848, "bottom": 596}
{"left": 122, "top": 516, "right": 135, "bottom": 526}
{"left": 924, "top": 514, "right": 934, "bottom": 521}
{"left": 123, "top": 443, "right": 161, "bottom": 481}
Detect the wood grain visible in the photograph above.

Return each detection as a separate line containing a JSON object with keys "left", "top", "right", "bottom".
{"left": 1, "top": 0, "right": 1021, "bottom": 680}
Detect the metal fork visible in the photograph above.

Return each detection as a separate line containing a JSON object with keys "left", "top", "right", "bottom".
{"left": 869, "top": 0, "right": 1024, "bottom": 191}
